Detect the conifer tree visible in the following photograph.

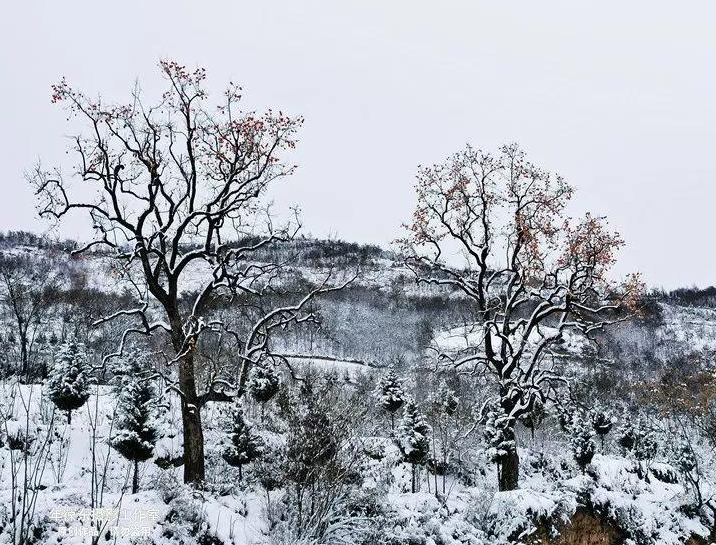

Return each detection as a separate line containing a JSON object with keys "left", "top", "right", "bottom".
{"left": 46, "top": 342, "right": 91, "bottom": 424}
{"left": 248, "top": 363, "right": 281, "bottom": 403}
{"left": 375, "top": 367, "right": 405, "bottom": 430}
{"left": 222, "top": 403, "right": 264, "bottom": 480}
{"left": 438, "top": 383, "right": 459, "bottom": 417}
{"left": 618, "top": 419, "right": 659, "bottom": 480}
{"left": 397, "top": 399, "right": 431, "bottom": 493}
{"left": 429, "top": 383, "right": 459, "bottom": 495}
{"left": 110, "top": 356, "right": 160, "bottom": 493}
{"left": 569, "top": 415, "right": 597, "bottom": 472}
{"left": 591, "top": 408, "right": 615, "bottom": 450}
{"left": 483, "top": 402, "right": 518, "bottom": 488}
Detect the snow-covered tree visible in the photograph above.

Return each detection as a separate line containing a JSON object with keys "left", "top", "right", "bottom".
{"left": 428, "top": 383, "right": 459, "bottom": 495}
{"left": 569, "top": 415, "right": 597, "bottom": 472}
{"left": 591, "top": 408, "right": 615, "bottom": 449}
{"left": 222, "top": 403, "right": 264, "bottom": 481}
{"left": 375, "top": 367, "right": 405, "bottom": 429}
{"left": 437, "top": 383, "right": 459, "bottom": 417}
{"left": 668, "top": 435, "right": 704, "bottom": 509}
{"left": 558, "top": 406, "right": 575, "bottom": 433}
{"left": 618, "top": 420, "right": 659, "bottom": 480}
{"left": 46, "top": 342, "right": 91, "bottom": 424}
{"left": 110, "top": 357, "right": 160, "bottom": 493}
{"left": 248, "top": 363, "right": 281, "bottom": 403}
{"left": 483, "top": 402, "right": 517, "bottom": 487}
{"left": 397, "top": 399, "right": 431, "bottom": 493}
{"left": 287, "top": 407, "right": 337, "bottom": 483}
{"left": 0, "top": 254, "right": 59, "bottom": 379}
{"left": 400, "top": 144, "right": 642, "bottom": 490}
{"left": 254, "top": 441, "right": 285, "bottom": 508}
{"left": 32, "top": 61, "right": 345, "bottom": 485}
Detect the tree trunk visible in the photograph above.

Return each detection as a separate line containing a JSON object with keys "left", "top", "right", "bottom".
{"left": 499, "top": 449, "right": 520, "bottom": 491}
{"left": 20, "top": 334, "right": 28, "bottom": 381}
{"left": 132, "top": 459, "right": 139, "bottom": 494}
{"left": 67, "top": 410, "right": 72, "bottom": 425}
{"left": 178, "top": 352, "right": 205, "bottom": 485}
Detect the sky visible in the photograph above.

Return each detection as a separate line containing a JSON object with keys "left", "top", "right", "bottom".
{"left": 0, "top": 1, "right": 714, "bottom": 289}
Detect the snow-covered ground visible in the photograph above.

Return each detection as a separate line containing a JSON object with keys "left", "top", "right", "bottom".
{"left": 1, "top": 379, "right": 713, "bottom": 545}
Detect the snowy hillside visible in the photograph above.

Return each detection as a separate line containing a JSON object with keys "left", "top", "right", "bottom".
{"left": 1, "top": 237, "right": 716, "bottom": 545}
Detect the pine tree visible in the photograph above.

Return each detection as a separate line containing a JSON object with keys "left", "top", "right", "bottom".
{"left": 558, "top": 405, "right": 575, "bottom": 433}
{"left": 569, "top": 414, "right": 597, "bottom": 472}
{"left": 483, "top": 403, "right": 516, "bottom": 465}
{"left": 46, "top": 342, "right": 91, "bottom": 424}
{"left": 591, "top": 408, "right": 615, "bottom": 450}
{"left": 248, "top": 363, "right": 281, "bottom": 403}
{"left": 222, "top": 403, "right": 264, "bottom": 481}
{"left": 397, "top": 399, "right": 432, "bottom": 493}
{"left": 110, "top": 356, "right": 159, "bottom": 493}
{"left": 286, "top": 405, "right": 337, "bottom": 483}
{"left": 430, "top": 383, "right": 459, "bottom": 495}
{"left": 375, "top": 367, "right": 405, "bottom": 430}
{"left": 438, "top": 383, "right": 459, "bottom": 416}
{"left": 618, "top": 419, "right": 659, "bottom": 480}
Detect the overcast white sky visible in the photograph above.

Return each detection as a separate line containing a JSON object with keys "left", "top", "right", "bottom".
{"left": 1, "top": 1, "right": 714, "bottom": 288}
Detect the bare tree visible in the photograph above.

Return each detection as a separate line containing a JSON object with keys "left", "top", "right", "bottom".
{"left": 29, "top": 61, "right": 345, "bottom": 484}
{"left": 0, "top": 254, "right": 59, "bottom": 380}
{"left": 399, "top": 144, "right": 641, "bottom": 491}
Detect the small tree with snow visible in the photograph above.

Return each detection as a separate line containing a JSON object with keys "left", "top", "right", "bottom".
{"left": 375, "top": 367, "right": 405, "bottom": 430}
{"left": 569, "top": 415, "right": 597, "bottom": 472}
{"left": 483, "top": 402, "right": 517, "bottom": 488}
{"left": 438, "top": 383, "right": 459, "bottom": 417}
{"left": 111, "top": 358, "right": 160, "bottom": 494}
{"left": 618, "top": 420, "right": 659, "bottom": 480}
{"left": 46, "top": 342, "right": 91, "bottom": 424}
{"left": 222, "top": 403, "right": 264, "bottom": 481}
{"left": 396, "top": 399, "right": 431, "bottom": 493}
{"left": 428, "top": 383, "right": 459, "bottom": 495}
{"left": 248, "top": 363, "right": 281, "bottom": 403}
{"left": 591, "top": 408, "right": 615, "bottom": 450}
{"left": 668, "top": 436, "right": 704, "bottom": 510}
{"left": 558, "top": 406, "right": 575, "bottom": 433}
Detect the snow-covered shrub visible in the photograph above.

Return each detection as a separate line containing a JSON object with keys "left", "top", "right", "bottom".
{"left": 666, "top": 436, "right": 706, "bottom": 511}
{"left": 160, "top": 486, "right": 214, "bottom": 545}
{"left": 484, "top": 489, "right": 575, "bottom": 542}
{"left": 4, "top": 417, "right": 33, "bottom": 451}
{"left": 248, "top": 362, "right": 281, "bottom": 403}
{"left": 378, "top": 493, "right": 487, "bottom": 545}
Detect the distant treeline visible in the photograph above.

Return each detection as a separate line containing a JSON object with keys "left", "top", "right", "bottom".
{"left": 0, "top": 231, "right": 78, "bottom": 252}
{"left": 650, "top": 286, "right": 716, "bottom": 308}
{"left": 0, "top": 231, "right": 388, "bottom": 266}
